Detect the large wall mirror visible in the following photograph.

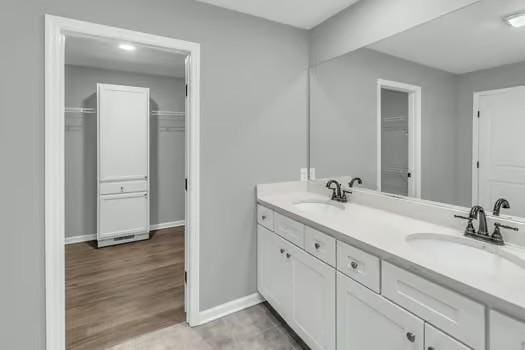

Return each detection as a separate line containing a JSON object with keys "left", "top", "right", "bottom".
{"left": 310, "top": 0, "right": 525, "bottom": 219}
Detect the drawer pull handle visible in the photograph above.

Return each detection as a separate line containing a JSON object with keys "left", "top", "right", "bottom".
{"left": 280, "top": 249, "right": 285, "bottom": 254}
{"left": 314, "top": 242, "right": 321, "bottom": 250}
{"left": 427, "top": 347, "right": 435, "bottom": 350}
{"left": 286, "top": 253, "right": 291, "bottom": 259}
{"left": 350, "top": 261, "right": 358, "bottom": 269}
{"left": 120, "top": 186, "right": 124, "bottom": 192}
{"left": 406, "top": 332, "right": 416, "bottom": 343}
{"left": 262, "top": 215, "right": 267, "bottom": 220}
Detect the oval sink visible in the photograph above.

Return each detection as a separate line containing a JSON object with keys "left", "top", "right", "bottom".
{"left": 293, "top": 199, "right": 345, "bottom": 214}
{"left": 406, "top": 233, "right": 525, "bottom": 275}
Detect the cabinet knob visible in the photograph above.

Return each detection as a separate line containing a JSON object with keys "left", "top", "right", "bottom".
{"left": 280, "top": 249, "right": 285, "bottom": 254}
{"left": 350, "top": 261, "right": 358, "bottom": 269}
{"left": 314, "top": 242, "right": 321, "bottom": 250}
{"left": 120, "top": 186, "right": 124, "bottom": 192}
{"left": 262, "top": 215, "right": 267, "bottom": 220}
{"left": 427, "top": 347, "right": 435, "bottom": 350}
{"left": 286, "top": 253, "right": 291, "bottom": 259}
{"left": 406, "top": 332, "right": 416, "bottom": 343}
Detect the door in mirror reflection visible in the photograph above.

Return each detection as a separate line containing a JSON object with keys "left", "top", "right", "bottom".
{"left": 477, "top": 87, "right": 525, "bottom": 217}
{"left": 381, "top": 88, "right": 409, "bottom": 196}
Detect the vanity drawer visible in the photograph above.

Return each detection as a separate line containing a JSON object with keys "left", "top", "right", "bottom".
{"left": 100, "top": 181, "right": 147, "bottom": 195}
{"left": 425, "top": 324, "right": 471, "bottom": 350}
{"left": 257, "top": 205, "right": 274, "bottom": 231}
{"left": 337, "top": 241, "right": 380, "bottom": 293}
{"left": 382, "top": 262, "right": 485, "bottom": 350}
{"left": 274, "top": 212, "right": 305, "bottom": 247}
{"left": 304, "top": 226, "right": 336, "bottom": 267}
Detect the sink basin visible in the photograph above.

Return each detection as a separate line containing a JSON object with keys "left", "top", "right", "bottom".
{"left": 406, "top": 233, "right": 525, "bottom": 275}
{"left": 293, "top": 199, "right": 345, "bottom": 214}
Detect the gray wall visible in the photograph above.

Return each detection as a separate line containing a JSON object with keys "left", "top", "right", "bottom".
{"left": 310, "top": 48, "right": 459, "bottom": 204}
{"left": 309, "top": 0, "right": 480, "bottom": 65}
{"left": 65, "top": 65, "right": 186, "bottom": 239}
{"left": 0, "top": 0, "right": 308, "bottom": 348}
{"left": 455, "top": 60, "right": 525, "bottom": 206}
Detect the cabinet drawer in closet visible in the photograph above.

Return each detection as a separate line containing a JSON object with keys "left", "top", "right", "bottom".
{"left": 382, "top": 262, "right": 485, "bottom": 350}
{"left": 100, "top": 181, "right": 148, "bottom": 195}
{"left": 99, "top": 192, "right": 149, "bottom": 239}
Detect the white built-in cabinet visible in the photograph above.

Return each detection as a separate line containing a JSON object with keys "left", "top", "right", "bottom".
{"left": 490, "top": 311, "right": 525, "bottom": 349}
{"left": 257, "top": 203, "right": 525, "bottom": 350}
{"left": 258, "top": 224, "right": 336, "bottom": 350}
{"left": 337, "top": 272, "right": 423, "bottom": 350}
{"left": 97, "top": 84, "right": 150, "bottom": 247}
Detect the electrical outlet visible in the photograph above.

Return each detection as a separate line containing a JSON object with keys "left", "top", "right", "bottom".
{"left": 309, "top": 168, "right": 316, "bottom": 180}
{"left": 300, "top": 168, "right": 308, "bottom": 181}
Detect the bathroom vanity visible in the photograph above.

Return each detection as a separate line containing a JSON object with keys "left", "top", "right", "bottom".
{"left": 256, "top": 181, "right": 525, "bottom": 350}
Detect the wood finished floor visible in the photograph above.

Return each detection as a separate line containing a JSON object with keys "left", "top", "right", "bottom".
{"left": 66, "top": 227, "right": 186, "bottom": 350}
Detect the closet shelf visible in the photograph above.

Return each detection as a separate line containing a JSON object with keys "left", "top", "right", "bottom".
{"left": 65, "top": 107, "right": 186, "bottom": 118}
{"left": 151, "top": 110, "right": 185, "bottom": 117}
{"left": 65, "top": 107, "right": 96, "bottom": 114}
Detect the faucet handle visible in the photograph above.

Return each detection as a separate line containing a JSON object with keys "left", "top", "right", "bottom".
{"left": 454, "top": 214, "right": 476, "bottom": 235}
{"left": 494, "top": 222, "right": 519, "bottom": 232}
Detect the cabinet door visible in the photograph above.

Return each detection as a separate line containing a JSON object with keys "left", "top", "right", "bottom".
{"left": 99, "top": 192, "right": 148, "bottom": 239}
{"left": 98, "top": 84, "right": 149, "bottom": 182}
{"left": 257, "top": 225, "right": 293, "bottom": 319}
{"left": 337, "top": 272, "right": 424, "bottom": 350}
{"left": 490, "top": 310, "right": 525, "bottom": 350}
{"left": 425, "top": 324, "right": 470, "bottom": 350}
{"left": 289, "top": 244, "right": 336, "bottom": 350}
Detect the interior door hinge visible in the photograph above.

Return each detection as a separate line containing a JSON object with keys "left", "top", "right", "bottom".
{"left": 184, "top": 271, "right": 187, "bottom": 283}
{"left": 477, "top": 110, "right": 480, "bottom": 118}
{"left": 185, "top": 178, "right": 188, "bottom": 191}
{"left": 477, "top": 161, "right": 480, "bottom": 169}
{"left": 185, "top": 84, "right": 188, "bottom": 97}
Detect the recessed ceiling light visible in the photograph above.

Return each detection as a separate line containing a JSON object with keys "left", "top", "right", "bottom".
{"left": 504, "top": 12, "right": 525, "bottom": 28}
{"left": 118, "top": 43, "right": 136, "bottom": 51}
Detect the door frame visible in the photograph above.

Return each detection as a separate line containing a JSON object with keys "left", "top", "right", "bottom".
{"left": 376, "top": 79, "right": 422, "bottom": 198}
{"left": 45, "top": 15, "right": 201, "bottom": 350}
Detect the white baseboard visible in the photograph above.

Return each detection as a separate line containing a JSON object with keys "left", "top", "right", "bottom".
{"left": 150, "top": 220, "right": 185, "bottom": 231}
{"left": 65, "top": 220, "right": 185, "bottom": 245}
{"left": 65, "top": 234, "right": 96, "bottom": 245}
{"left": 198, "top": 293, "right": 265, "bottom": 326}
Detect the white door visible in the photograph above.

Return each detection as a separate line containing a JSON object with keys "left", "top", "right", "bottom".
{"left": 257, "top": 225, "right": 293, "bottom": 319}
{"left": 289, "top": 244, "right": 336, "bottom": 350}
{"left": 98, "top": 84, "right": 149, "bottom": 182}
{"left": 477, "top": 86, "right": 525, "bottom": 216}
{"left": 337, "top": 272, "right": 423, "bottom": 350}
{"left": 490, "top": 311, "right": 525, "bottom": 350}
{"left": 425, "top": 324, "right": 470, "bottom": 350}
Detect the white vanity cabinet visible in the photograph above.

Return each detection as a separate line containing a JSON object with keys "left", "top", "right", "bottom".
{"left": 490, "top": 310, "right": 525, "bottom": 349}
{"left": 337, "top": 272, "right": 424, "bottom": 350}
{"left": 425, "top": 324, "right": 471, "bottom": 350}
{"left": 257, "top": 224, "right": 336, "bottom": 350}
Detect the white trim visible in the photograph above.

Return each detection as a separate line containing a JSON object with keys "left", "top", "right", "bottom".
{"left": 65, "top": 221, "right": 185, "bottom": 245}
{"left": 45, "top": 15, "right": 201, "bottom": 350}
{"left": 65, "top": 234, "right": 97, "bottom": 245}
{"left": 150, "top": 220, "right": 185, "bottom": 230}
{"left": 199, "top": 293, "right": 265, "bottom": 326}
{"left": 376, "top": 79, "right": 422, "bottom": 198}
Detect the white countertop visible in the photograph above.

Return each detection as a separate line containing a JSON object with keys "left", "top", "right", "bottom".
{"left": 258, "top": 189, "right": 525, "bottom": 319}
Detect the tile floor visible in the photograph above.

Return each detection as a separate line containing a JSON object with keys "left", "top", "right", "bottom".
{"left": 108, "top": 303, "right": 309, "bottom": 349}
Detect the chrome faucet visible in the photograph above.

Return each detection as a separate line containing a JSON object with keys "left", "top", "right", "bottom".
{"left": 455, "top": 203, "right": 519, "bottom": 245}
{"left": 493, "top": 198, "right": 510, "bottom": 216}
{"left": 326, "top": 180, "right": 348, "bottom": 203}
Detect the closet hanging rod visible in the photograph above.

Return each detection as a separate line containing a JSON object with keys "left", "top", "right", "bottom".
{"left": 151, "top": 110, "right": 185, "bottom": 117}
{"left": 65, "top": 107, "right": 186, "bottom": 117}
{"left": 65, "top": 107, "right": 96, "bottom": 114}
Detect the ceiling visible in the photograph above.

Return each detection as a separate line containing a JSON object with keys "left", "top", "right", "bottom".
{"left": 368, "top": 0, "right": 525, "bottom": 74}
{"left": 65, "top": 35, "right": 186, "bottom": 77}
{"left": 195, "top": 0, "right": 360, "bottom": 29}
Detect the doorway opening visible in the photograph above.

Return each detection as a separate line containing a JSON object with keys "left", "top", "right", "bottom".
{"left": 376, "top": 79, "right": 421, "bottom": 198}
{"left": 45, "top": 15, "right": 201, "bottom": 350}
